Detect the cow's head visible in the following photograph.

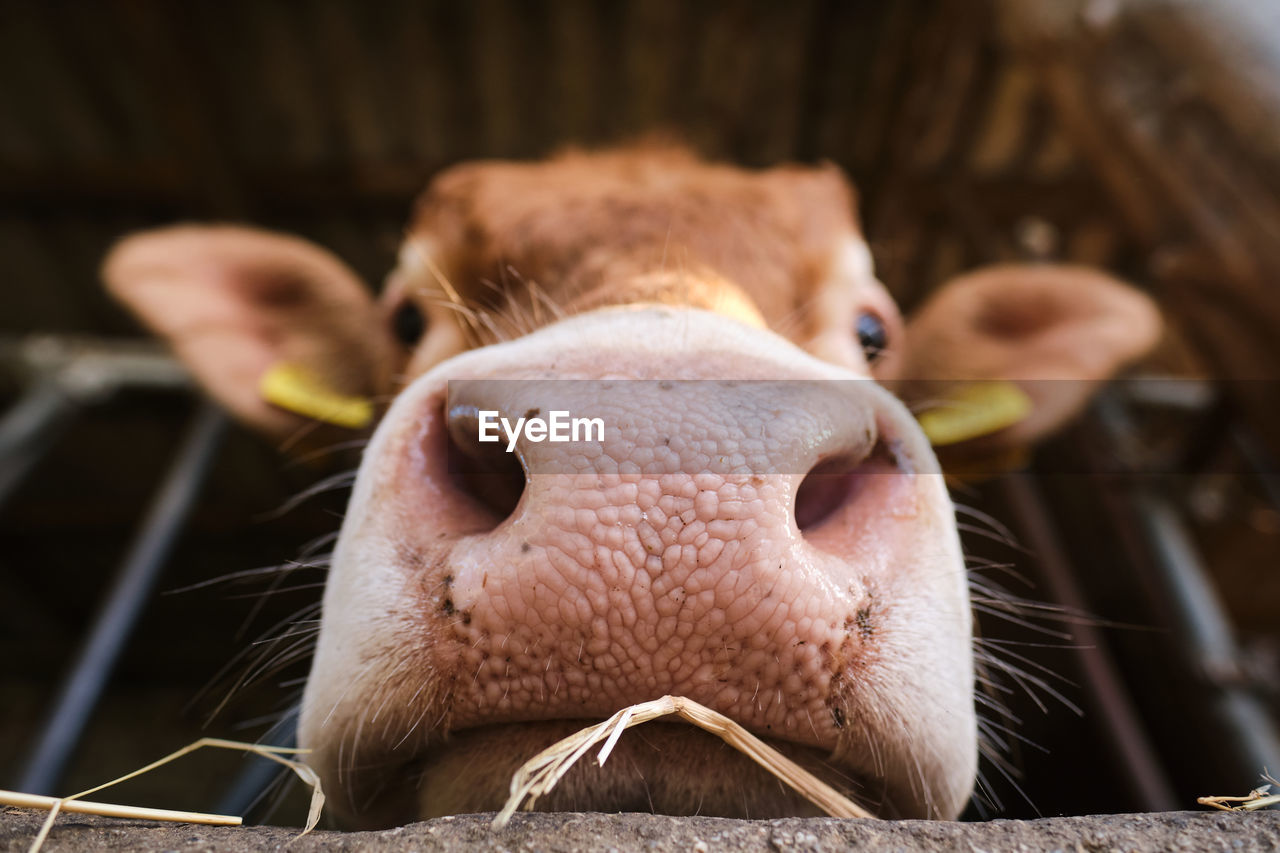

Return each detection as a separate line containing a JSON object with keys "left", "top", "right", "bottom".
{"left": 103, "top": 146, "right": 1159, "bottom": 826}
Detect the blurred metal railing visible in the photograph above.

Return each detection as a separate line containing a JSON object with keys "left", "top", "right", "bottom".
{"left": 0, "top": 336, "right": 233, "bottom": 796}
{"left": 0, "top": 337, "right": 189, "bottom": 512}
{"left": 1092, "top": 388, "right": 1280, "bottom": 788}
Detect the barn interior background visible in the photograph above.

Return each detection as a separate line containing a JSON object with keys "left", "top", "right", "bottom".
{"left": 1, "top": 0, "right": 1278, "bottom": 825}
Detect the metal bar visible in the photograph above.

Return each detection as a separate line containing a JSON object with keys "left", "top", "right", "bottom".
{"left": 999, "top": 474, "right": 1179, "bottom": 812}
{"left": 1133, "top": 492, "right": 1280, "bottom": 775}
{"left": 0, "top": 379, "right": 84, "bottom": 511}
{"left": 0, "top": 335, "right": 187, "bottom": 393}
{"left": 1095, "top": 395, "right": 1280, "bottom": 786}
{"left": 15, "top": 402, "right": 228, "bottom": 795}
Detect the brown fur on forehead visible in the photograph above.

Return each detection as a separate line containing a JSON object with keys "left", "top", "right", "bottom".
{"left": 407, "top": 145, "right": 860, "bottom": 323}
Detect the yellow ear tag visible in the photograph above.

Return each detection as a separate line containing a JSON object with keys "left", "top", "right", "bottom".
{"left": 259, "top": 362, "right": 374, "bottom": 430}
{"left": 917, "top": 381, "right": 1033, "bottom": 446}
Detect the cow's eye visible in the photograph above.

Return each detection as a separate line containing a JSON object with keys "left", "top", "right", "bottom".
{"left": 392, "top": 300, "right": 427, "bottom": 346}
{"left": 855, "top": 311, "right": 888, "bottom": 363}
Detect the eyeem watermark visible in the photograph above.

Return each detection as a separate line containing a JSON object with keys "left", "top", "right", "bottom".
{"left": 478, "top": 410, "right": 605, "bottom": 452}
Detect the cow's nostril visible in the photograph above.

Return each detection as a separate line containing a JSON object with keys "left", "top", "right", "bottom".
{"left": 795, "top": 442, "right": 902, "bottom": 533}
{"left": 445, "top": 402, "right": 527, "bottom": 525}
{"left": 795, "top": 454, "right": 864, "bottom": 532}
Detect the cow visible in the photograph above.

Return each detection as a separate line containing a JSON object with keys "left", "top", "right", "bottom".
{"left": 102, "top": 145, "right": 1160, "bottom": 827}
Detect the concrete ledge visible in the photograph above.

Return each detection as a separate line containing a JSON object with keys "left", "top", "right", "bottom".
{"left": 3, "top": 808, "right": 1279, "bottom": 852}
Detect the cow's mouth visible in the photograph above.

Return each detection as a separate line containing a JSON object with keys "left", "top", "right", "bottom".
{"left": 340, "top": 717, "right": 879, "bottom": 826}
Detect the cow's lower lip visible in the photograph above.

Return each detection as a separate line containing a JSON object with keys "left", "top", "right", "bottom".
{"left": 407, "top": 719, "right": 875, "bottom": 822}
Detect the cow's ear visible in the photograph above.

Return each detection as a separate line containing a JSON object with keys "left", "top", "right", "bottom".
{"left": 103, "top": 225, "right": 393, "bottom": 442}
{"left": 899, "top": 264, "right": 1161, "bottom": 449}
